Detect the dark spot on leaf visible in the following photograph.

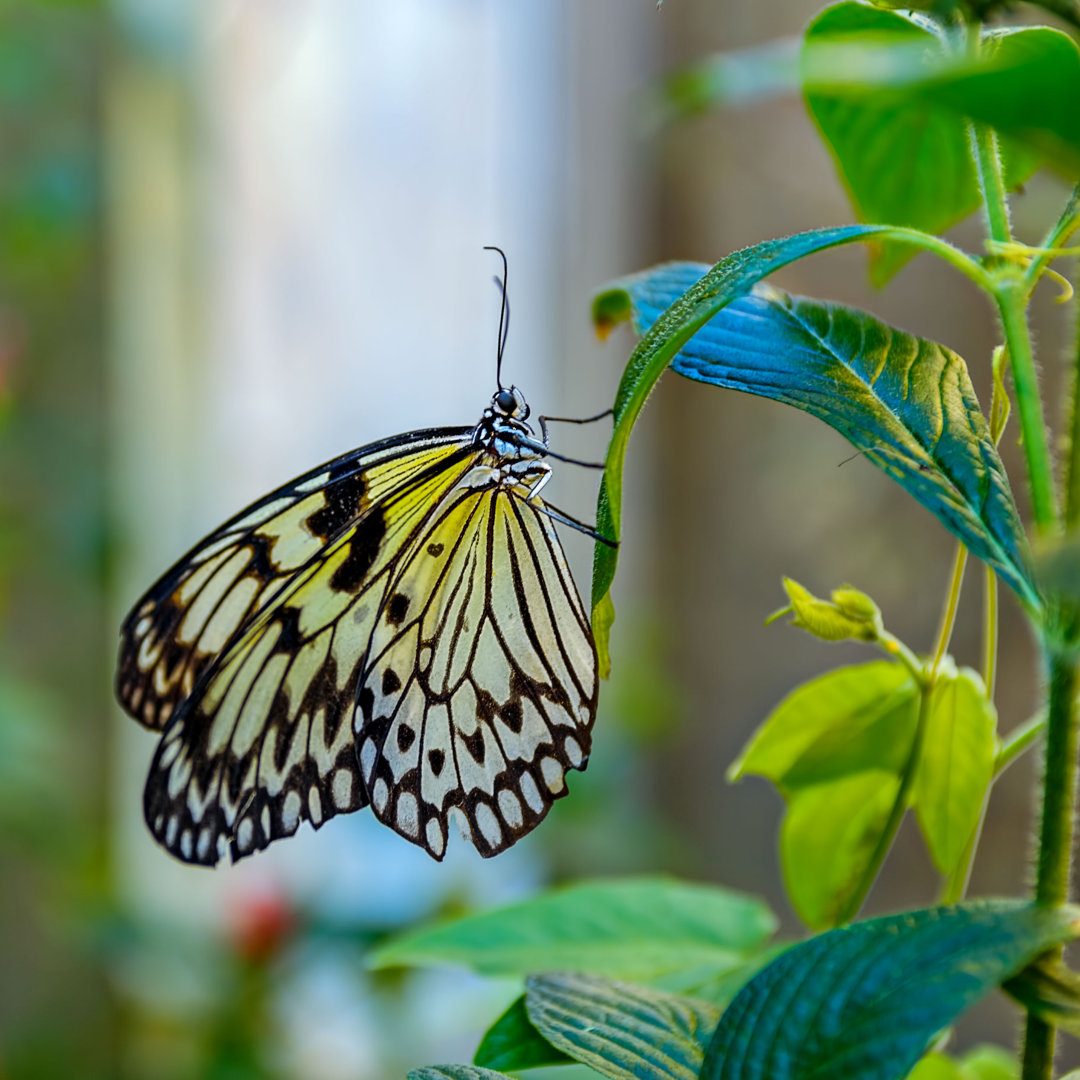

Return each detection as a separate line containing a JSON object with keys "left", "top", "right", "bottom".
{"left": 427, "top": 542, "right": 444, "bottom": 557}
{"left": 386, "top": 592, "right": 410, "bottom": 625}
{"left": 397, "top": 724, "right": 416, "bottom": 753}
{"left": 428, "top": 748, "right": 445, "bottom": 776}
{"left": 382, "top": 668, "right": 401, "bottom": 696}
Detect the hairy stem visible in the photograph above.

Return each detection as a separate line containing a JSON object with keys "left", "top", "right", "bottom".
{"left": 996, "top": 288, "right": 1060, "bottom": 535}
{"left": 1064, "top": 289, "right": 1080, "bottom": 530}
{"left": 970, "top": 123, "right": 1012, "bottom": 247}
{"left": 1021, "top": 642, "right": 1080, "bottom": 1080}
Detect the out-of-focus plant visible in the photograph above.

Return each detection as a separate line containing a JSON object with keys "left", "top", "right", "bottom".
{"left": 399, "top": 3, "right": 1080, "bottom": 1079}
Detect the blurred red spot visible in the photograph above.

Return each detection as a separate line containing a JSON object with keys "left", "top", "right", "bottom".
{"left": 227, "top": 890, "right": 296, "bottom": 964}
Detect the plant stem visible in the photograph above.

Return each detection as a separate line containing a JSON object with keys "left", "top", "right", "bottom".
{"left": 996, "top": 287, "right": 1060, "bottom": 535}
{"left": 838, "top": 680, "right": 932, "bottom": 925}
{"left": 931, "top": 545, "right": 967, "bottom": 676}
{"left": 1021, "top": 641, "right": 1080, "bottom": 1080}
{"left": 984, "top": 567, "right": 998, "bottom": 700}
{"left": 1064, "top": 288, "right": 1080, "bottom": 530}
{"left": 995, "top": 711, "right": 1047, "bottom": 777}
{"left": 970, "top": 123, "right": 1012, "bottom": 247}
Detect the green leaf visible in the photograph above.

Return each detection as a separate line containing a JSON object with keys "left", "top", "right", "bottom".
{"left": 370, "top": 877, "right": 777, "bottom": 978}
{"left": 700, "top": 901, "right": 1080, "bottom": 1080}
{"left": 782, "top": 770, "right": 902, "bottom": 930}
{"left": 409, "top": 1067, "right": 515, "bottom": 1080}
{"left": 1002, "top": 955, "right": 1080, "bottom": 1037}
{"left": 957, "top": 1046, "right": 1018, "bottom": 1080}
{"left": 909, "top": 1054, "right": 964, "bottom": 1080}
{"left": 913, "top": 668, "right": 997, "bottom": 874}
{"left": 591, "top": 223, "right": 922, "bottom": 674}
{"left": 474, "top": 996, "right": 572, "bottom": 1072}
{"left": 804, "top": 4, "right": 1040, "bottom": 283}
{"left": 926, "top": 27, "right": 1080, "bottom": 178}
{"left": 525, "top": 973, "right": 719, "bottom": 1080}
{"left": 730, "top": 662, "right": 919, "bottom": 787}
{"left": 597, "top": 265, "right": 1037, "bottom": 625}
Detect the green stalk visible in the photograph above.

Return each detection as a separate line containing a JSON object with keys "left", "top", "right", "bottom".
{"left": 1064, "top": 291, "right": 1080, "bottom": 530}
{"left": 931, "top": 544, "right": 967, "bottom": 677}
{"left": 1022, "top": 641, "right": 1080, "bottom": 1080}
{"left": 996, "top": 288, "right": 1060, "bottom": 535}
{"left": 970, "top": 123, "right": 1012, "bottom": 247}
{"left": 1022, "top": 184, "right": 1080, "bottom": 298}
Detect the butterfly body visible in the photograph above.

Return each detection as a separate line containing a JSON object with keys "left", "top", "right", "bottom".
{"left": 116, "top": 385, "right": 598, "bottom": 866}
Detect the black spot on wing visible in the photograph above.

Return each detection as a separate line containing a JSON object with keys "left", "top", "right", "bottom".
{"left": 382, "top": 668, "right": 401, "bottom": 695}
{"left": 330, "top": 509, "right": 386, "bottom": 592}
{"left": 308, "top": 470, "right": 367, "bottom": 540}
{"left": 428, "top": 748, "right": 445, "bottom": 776}
{"left": 396, "top": 723, "right": 416, "bottom": 753}
{"left": 386, "top": 592, "right": 410, "bottom": 625}
{"left": 426, "top": 542, "right": 444, "bottom": 557}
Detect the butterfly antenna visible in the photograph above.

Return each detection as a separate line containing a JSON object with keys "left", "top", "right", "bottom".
{"left": 484, "top": 245, "right": 510, "bottom": 388}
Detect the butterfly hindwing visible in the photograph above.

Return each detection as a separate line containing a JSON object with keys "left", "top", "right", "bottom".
{"left": 355, "top": 484, "right": 598, "bottom": 860}
{"left": 116, "top": 428, "right": 472, "bottom": 733}
{"left": 137, "top": 433, "right": 480, "bottom": 865}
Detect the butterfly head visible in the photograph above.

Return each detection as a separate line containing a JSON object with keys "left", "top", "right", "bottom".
{"left": 492, "top": 385, "right": 530, "bottom": 421}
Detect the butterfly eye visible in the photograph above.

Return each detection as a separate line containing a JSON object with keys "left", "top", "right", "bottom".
{"left": 495, "top": 389, "right": 516, "bottom": 414}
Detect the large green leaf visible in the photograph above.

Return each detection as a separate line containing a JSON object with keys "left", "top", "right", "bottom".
{"left": 595, "top": 264, "right": 1036, "bottom": 634}
{"left": 782, "top": 770, "right": 903, "bottom": 930}
{"left": 474, "top": 996, "right": 572, "bottom": 1072}
{"left": 730, "top": 662, "right": 919, "bottom": 788}
{"left": 525, "top": 973, "right": 719, "bottom": 1080}
{"left": 912, "top": 667, "right": 997, "bottom": 874}
{"left": 804, "top": 4, "right": 1039, "bottom": 283}
{"left": 370, "top": 877, "right": 776, "bottom": 978}
{"left": 700, "top": 902, "right": 1080, "bottom": 1080}
{"left": 732, "top": 661, "right": 921, "bottom": 928}
{"left": 591, "top": 224, "right": 914, "bottom": 673}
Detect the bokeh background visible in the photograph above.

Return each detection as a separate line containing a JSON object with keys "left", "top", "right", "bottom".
{"left": 2, "top": 1, "right": 1077, "bottom": 1077}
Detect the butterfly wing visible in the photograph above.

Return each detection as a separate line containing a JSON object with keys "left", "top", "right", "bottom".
{"left": 117, "top": 428, "right": 472, "bottom": 732}
{"left": 133, "top": 431, "right": 480, "bottom": 866}
{"left": 354, "top": 485, "right": 598, "bottom": 860}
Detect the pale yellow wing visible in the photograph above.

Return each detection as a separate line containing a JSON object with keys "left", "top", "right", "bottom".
{"left": 136, "top": 431, "right": 480, "bottom": 865}
{"left": 354, "top": 485, "right": 597, "bottom": 859}
{"left": 117, "top": 428, "right": 472, "bottom": 732}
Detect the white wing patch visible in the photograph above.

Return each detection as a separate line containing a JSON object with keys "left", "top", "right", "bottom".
{"left": 354, "top": 485, "right": 598, "bottom": 860}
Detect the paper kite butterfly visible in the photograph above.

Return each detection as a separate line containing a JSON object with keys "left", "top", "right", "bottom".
{"left": 115, "top": 248, "right": 610, "bottom": 866}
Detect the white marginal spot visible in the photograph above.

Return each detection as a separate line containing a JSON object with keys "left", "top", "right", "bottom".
{"left": 426, "top": 817, "right": 445, "bottom": 857}
{"left": 564, "top": 735, "right": 583, "bottom": 767}
{"left": 309, "top": 786, "right": 323, "bottom": 825}
{"left": 159, "top": 739, "right": 181, "bottom": 768}
{"left": 261, "top": 804, "right": 271, "bottom": 836}
{"left": 475, "top": 801, "right": 502, "bottom": 850}
{"left": 520, "top": 772, "right": 543, "bottom": 814}
{"left": 237, "top": 817, "right": 254, "bottom": 852}
{"left": 360, "top": 737, "right": 377, "bottom": 780}
{"left": 165, "top": 817, "right": 179, "bottom": 847}
{"left": 449, "top": 805, "right": 472, "bottom": 843}
{"left": 295, "top": 471, "right": 331, "bottom": 494}
{"left": 498, "top": 788, "right": 523, "bottom": 829}
{"left": 541, "top": 756, "right": 564, "bottom": 794}
{"left": 396, "top": 792, "right": 419, "bottom": 837}
{"left": 282, "top": 790, "right": 302, "bottom": 832}
{"left": 180, "top": 831, "right": 193, "bottom": 860}
{"left": 197, "top": 828, "right": 212, "bottom": 861}
{"left": 167, "top": 754, "right": 192, "bottom": 799}
{"left": 135, "top": 616, "right": 152, "bottom": 638}
{"left": 332, "top": 767, "right": 353, "bottom": 808}
{"left": 372, "top": 778, "right": 389, "bottom": 813}
{"left": 234, "top": 496, "right": 294, "bottom": 529}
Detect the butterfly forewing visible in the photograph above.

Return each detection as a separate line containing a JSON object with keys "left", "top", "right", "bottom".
{"left": 355, "top": 485, "right": 598, "bottom": 860}
{"left": 135, "top": 432, "right": 480, "bottom": 865}
{"left": 116, "top": 428, "right": 472, "bottom": 733}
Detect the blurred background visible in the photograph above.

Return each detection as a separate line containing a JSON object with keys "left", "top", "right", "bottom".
{"left": 1, "top": 0, "right": 1076, "bottom": 1077}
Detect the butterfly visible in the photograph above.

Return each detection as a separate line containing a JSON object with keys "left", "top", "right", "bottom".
{"left": 115, "top": 249, "right": 611, "bottom": 866}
